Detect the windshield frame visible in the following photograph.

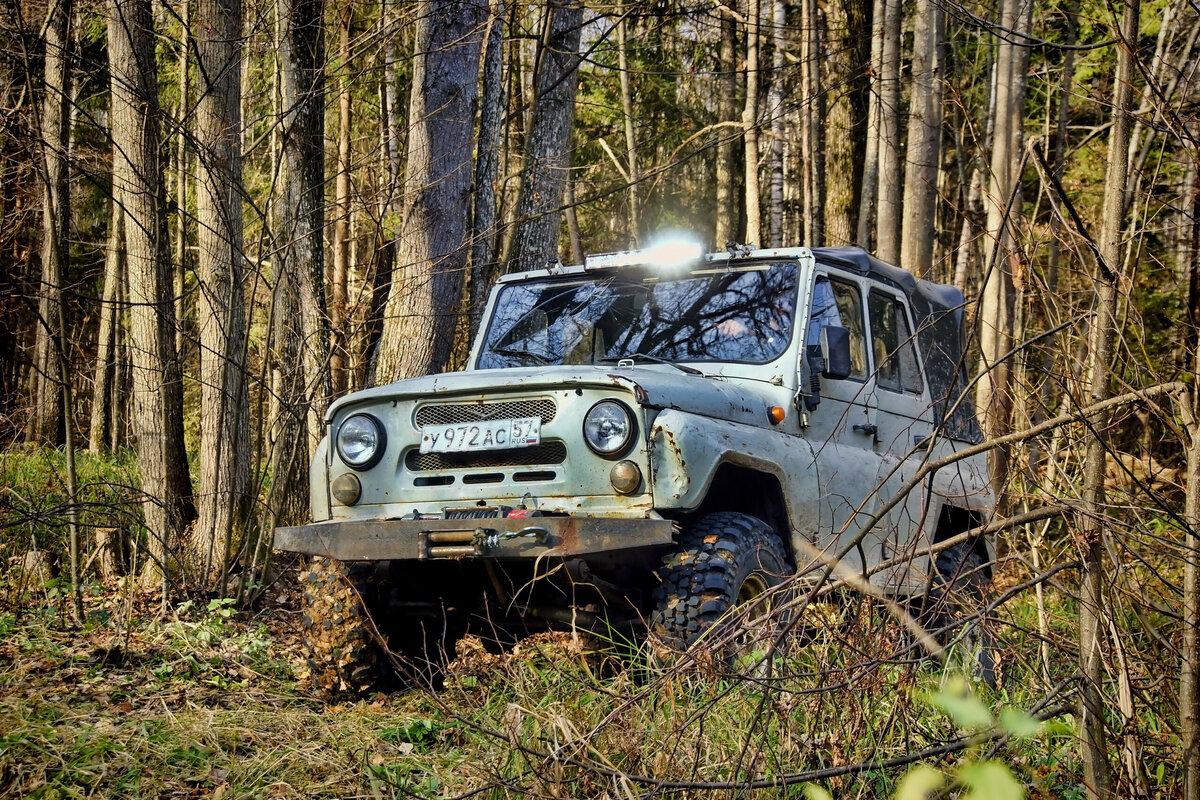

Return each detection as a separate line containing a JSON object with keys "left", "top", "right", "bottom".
{"left": 472, "top": 259, "right": 805, "bottom": 372}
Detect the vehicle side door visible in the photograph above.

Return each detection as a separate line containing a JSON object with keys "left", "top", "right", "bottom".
{"left": 801, "top": 273, "right": 882, "bottom": 575}
{"left": 864, "top": 286, "right": 936, "bottom": 591}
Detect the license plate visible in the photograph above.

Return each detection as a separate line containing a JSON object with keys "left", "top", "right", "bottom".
{"left": 419, "top": 416, "right": 541, "bottom": 454}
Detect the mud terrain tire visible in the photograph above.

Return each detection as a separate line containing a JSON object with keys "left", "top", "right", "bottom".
{"left": 650, "top": 512, "right": 791, "bottom": 657}
{"left": 300, "top": 556, "right": 379, "bottom": 695}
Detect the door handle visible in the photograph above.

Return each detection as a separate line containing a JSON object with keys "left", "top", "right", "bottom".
{"left": 852, "top": 424, "right": 878, "bottom": 437}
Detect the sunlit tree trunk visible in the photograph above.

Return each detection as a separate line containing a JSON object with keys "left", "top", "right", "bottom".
{"left": 766, "top": 0, "right": 785, "bottom": 247}
{"left": 330, "top": 4, "right": 352, "bottom": 395}
{"left": 30, "top": 0, "right": 72, "bottom": 445}
{"left": 194, "top": 0, "right": 250, "bottom": 582}
{"left": 823, "top": 0, "right": 868, "bottom": 246}
{"left": 1080, "top": 1, "right": 1139, "bottom": 795}
{"left": 508, "top": 0, "right": 584, "bottom": 272}
{"left": 469, "top": 0, "right": 505, "bottom": 336}
{"left": 874, "top": 0, "right": 901, "bottom": 262}
{"left": 898, "top": 0, "right": 943, "bottom": 275}
{"left": 714, "top": 10, "right": 738, "bottom": 246}
{"left": 857, "top": 0, "right": 883, "bottom": 250}
{"left": 1183, "top": 156, "right": 1200, "bottom": 800}
{"left": 374, "top": 0, "right": 487, "bottom": 381}
{"left": 108, "top": 0, "right": 196, "bottom": 587}
{"left": 800, "top": 0, "right": 823, "bottom": 245}
{"left": 742, "top": 0, "right": 761, "bottom": 246}
{"left": 175, "top": 0, "right": 190, "bottom": 358}
{"left": 89, "top": 206, "right": 123, "bottom": 453}
{"left": 617, "top": 13, "right": 640, "bottom": 246}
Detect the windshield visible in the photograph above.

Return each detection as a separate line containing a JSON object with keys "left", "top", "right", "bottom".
{"left": 476, "top": 261, "right": 799, "bottom": 369}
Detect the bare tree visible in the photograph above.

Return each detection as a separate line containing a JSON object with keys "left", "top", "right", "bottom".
{"left": 374, "top": 0, "right": 487, "bottom": 381}
{"left": 822, "top": 0, "right": 868, "bottom": 246}
{"left": 469, "top": 0, "right": 506, "bottom": 336}
{"left": 508, "top": 0, "right": 584, "bottom": 272}
{"left": 874, "top": 0, "right": 901, "bottom": 262}
{"left": 89, "top": 205, "right": 124, "bottom": 453}
{"left": 108, "top": 0, "right": 196, "bottom": 586}
{"left": 329, "top": 2, "right": 352, "bottom": 396}
{"left": 194, "top": 0, "right": 250, "bottom": 579}
{"left": 617, "top": 12, "right": 640, "bottom": 247}
{"left": 714, "top": 9, "right": 738, "bottom": 246}
{"left": 898, "top": 0, "right": 943, "bottom": 275}
{"left": 741, "top": 0, "right": 761, "bottom": 245}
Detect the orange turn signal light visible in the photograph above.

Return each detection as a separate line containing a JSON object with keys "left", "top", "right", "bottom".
{"left": 768, "top": 406, "right": 786, "bottom": 425}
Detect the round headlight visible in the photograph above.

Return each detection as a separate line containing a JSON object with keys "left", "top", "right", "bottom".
{"left": 583, "top": 401, "right": 634, "bottom": 457}
{"left": 336, "top": 414, "right": 386, "bottom": 470}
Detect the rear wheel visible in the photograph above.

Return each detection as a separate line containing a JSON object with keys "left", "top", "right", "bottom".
{"left": 649, "top": 512, "right": 791, "bottom": 663}
{"left": 300, "top": 556, "right": 381, "bottom": 695}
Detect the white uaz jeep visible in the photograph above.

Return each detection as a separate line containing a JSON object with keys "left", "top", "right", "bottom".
{"left": 275, "top": 243, "right": 994, "bottom": 691}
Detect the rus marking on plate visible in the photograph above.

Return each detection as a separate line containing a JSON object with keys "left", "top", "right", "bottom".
{"left": 419, "top": 416, "right": 541, "bottom": 454}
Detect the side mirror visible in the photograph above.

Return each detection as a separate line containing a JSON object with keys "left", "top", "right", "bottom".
{"left": 820, "top": 325, "right": 852, "bottom": 380}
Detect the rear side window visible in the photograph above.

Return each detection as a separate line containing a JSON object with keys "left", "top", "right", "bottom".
{"left": 868, "top": 290, "right": 923, "bottom": 394}
{"left": 808, "top": 277, "right": 868, "bottom": 380}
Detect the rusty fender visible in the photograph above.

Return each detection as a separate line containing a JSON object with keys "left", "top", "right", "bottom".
{"left": 274, "top": 516, "right": 676, "bottom": 561}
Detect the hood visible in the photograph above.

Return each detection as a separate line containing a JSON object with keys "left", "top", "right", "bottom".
{"left": 330, "top": 365, "right": 780, "bottom": 428}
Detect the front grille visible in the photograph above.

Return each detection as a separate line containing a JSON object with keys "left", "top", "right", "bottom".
{"left": 405, "top": 441, "right": 568, "bottom": 471}
{"left": 415, "top": 398, "right": 557, "bottom": 427}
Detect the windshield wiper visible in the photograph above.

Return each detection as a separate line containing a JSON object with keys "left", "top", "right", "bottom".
{"left": 600, "top": 352, "right": 703, "bottom": 376}
{"left": 490, "top": 345, "right": 552, "bottom": 364}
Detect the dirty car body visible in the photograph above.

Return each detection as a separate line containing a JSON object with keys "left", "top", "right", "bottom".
{"left": 276, "top": 244, "right": 994, "bottom": 659}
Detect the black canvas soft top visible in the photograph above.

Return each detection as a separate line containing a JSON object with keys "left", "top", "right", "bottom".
{"left": 811, "top": 246, "right": 983, "bottom": 444}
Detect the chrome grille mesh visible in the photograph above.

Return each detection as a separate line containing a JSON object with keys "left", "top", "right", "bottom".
{"left": 405, "top": 441, "right": 567, "bottom": 472}
{"left": 415, "top": 398, "right": 556, "bottom": 427}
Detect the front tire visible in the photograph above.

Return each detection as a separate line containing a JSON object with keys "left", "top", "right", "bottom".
{"left": 649, "top": 512, "right": 791, "bottom": 660}
{"left": 300, "top": 556, "right": 380, "bottom": 695}
{"left": 928, "top": 540, "right": 995, "bottom": 686}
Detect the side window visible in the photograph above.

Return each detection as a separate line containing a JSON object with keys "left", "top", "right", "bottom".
{"left": 868, "top": 289, "right": 923, "bottom": 394}
{"left": 808, "top": 277, "right": 867, "bottom": 380}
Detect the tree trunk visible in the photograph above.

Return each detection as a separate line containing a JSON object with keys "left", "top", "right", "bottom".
{"left": 89, "top": 205, "right": 124, "bottom": 453}
{"left": 714, "top": 10, "right": 738, "bottom": 246}
{"left": 1080, "top": 2, "right": 1139, "bottom": 796}
{"left": 507, "top": 0, "right": 584, "bottom": 273}
{"left": 617, "top": 13, "right": 641, "bottom": 247}
{"left": 194, "top": 0, "right": 250, "bottom": 583}
{"left": 823, "top": 0, "right": 869, "bottom": 246}
{"left": 108, "top": 0, "right": 196, "bottom": 588}
{"left": 175, "top": 0, "right": 189, "bottom": 359}
{"left": 469, "top": 0, "right": 505, "bottom": 337}
{"left": 31, "top": 0, "right": 72, "bottom": 445}
{"left": 742, "top": 0, "right": 761, "bottom": 246}
{"left": 800, "top": 0, "right": 824, "bottom": 245}
{"left": 857, "top": 0, "right": 883, "bottom": 250}
{"left": 330, "top": 5, "right": 352, "bottom": 396}
{"left": 766, "top": 0, "right": 785, "bottom": 247}
{"left": 874, "top": 0, "right": 901, "bottom": 262}
{"left": 898, "top": 0, "right": 944, "bottom": 275}
{"left": 1183, "top": 150, "right": 1200, "bottom": 800}
{"left": 374, "top": 0, "right": 487, "bottom": 381}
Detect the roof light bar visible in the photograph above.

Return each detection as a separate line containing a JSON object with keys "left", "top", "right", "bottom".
{"left": 584, "top": 238, "right": 705, "bottom": 270}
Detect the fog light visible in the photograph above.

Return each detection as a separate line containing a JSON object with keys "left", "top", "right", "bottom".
{"left": 610, "top": 460, "right": 642, "bottom": 494}
{"left": 331, "top": 473, "right": 362, "bottom": 506}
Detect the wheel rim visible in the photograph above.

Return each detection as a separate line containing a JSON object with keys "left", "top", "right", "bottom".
{"left": 737, "top": 572, "right": 771, "bottom": 618}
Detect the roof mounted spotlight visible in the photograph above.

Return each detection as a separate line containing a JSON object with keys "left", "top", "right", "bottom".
{"left": 583, "top": 237, "right": 704, "bottom": 271}
{"left": 726, "top": 242, "right": 755, "bottom": 258}
{"left": 546, "top": 257, "right": 562, "bottom": 273}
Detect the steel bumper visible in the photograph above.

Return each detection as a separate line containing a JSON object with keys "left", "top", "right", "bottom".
{"left": 273, "top": 516, "right": 677, "bottom": 561}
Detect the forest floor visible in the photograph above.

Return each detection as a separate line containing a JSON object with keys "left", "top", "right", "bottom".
{"left": 0, "top": 565, "right": 1105, "bottom": 799}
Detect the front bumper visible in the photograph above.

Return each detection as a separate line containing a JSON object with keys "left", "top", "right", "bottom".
{"left": 274, "top": 516, "right": 676, "bottom": 561}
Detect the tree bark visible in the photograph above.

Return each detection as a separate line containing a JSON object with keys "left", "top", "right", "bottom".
{"left": 742, "top": 0, "right": 761, "bottom": 246}
{"left": 714, "top": 10, "right": 738, "bottom": 246}
{"left": 1183, "top": 148, "right": 1200, "bottom": 800}
{"left": 329, "top": 4, "right": 352, "bottom": 396}
{"left": 89, "top": 205, "right": 124, "bottom": 453}
{"left": 175, "top": 0, "right": 190, "bottom": 359}
{"left": 898, "top": 0, "right": 944, "bottom": 275}
{"left": 857, "top": 0, "right": 883, "bottom": 250}
{"left": 108, "top": 0, "right": 196, "bottom": 587}
{"left": 1080, "top": 2, "right": 1139, "bottom": 796}
{"left": 874, "top": 0, "right": 901, "bottom": 262}
{"left": 468, "top": 0, "right": 505, "bottom": 337}
{"left": 508, "top": 0, "right": 584, "bottom": 273}
{"left": 800, "top": 0, "right": 824, "bottom": 245}
{"left": 374, "top": 0, "right": 487, "bottom": 381}
{"left": 617, "top": 13, "right": 641, "bottom": 247}
{"left": 822, "top": 0, "right": 869, "bottom": 246}
{"left": 31, "top": 0, "right": 72, "bottom": 445}
{"left": 766, "top": 0, "right": 785, "bottom": 247}
{"left": 194, "top": 0, "right": 250, "bottom": 582}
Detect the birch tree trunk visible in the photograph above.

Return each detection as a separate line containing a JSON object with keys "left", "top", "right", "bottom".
{"left": 194, "top": 0, "right": 250, "bottom": 582}
{"left": 1079, "top": 2, "right": 1139, "bottom": 795}
{"left": 714, "top": 11, "right": 738, "bottom": 246}
{"left": 766, "top": 0, "right": 785, "bottom": 247}
{"left": 329, "top": 5, "right": 352, "bottom": 396}
{"left": 898, "top": 0, "right": 944, "bottom": 275}
{"left": 469, "top": 0, "right": 505, "bottom": 336}
{"left": 89, "top": 206, "right": 123, "bottom": 453}
{"left": 857, "top": 0, "right": 883, "bottom": 250}
{"left": 742, "top": 0, "right": 761, "bottom": 246}
{"left": 374, "top": 0, "right": 487, "bottom": 381}
{"left": 508, "top": 0, "right": 584, "bottom": 273}
{"left": 108, "top": 0, "right": 196, "bottom": 587}
{"left": 31, "top": 0, "right": 72, "bottom": 445}
{"left": 874, "top": 0, "right": 901, "bottom": 262}
{"left": 822, "top": 0, "right": 868, "bottom": 246}
{"left": 1183, "top": 156, "right": 1200, "bottom": 800}
{"left": 617, "top": 13, "right": 641, "bottom": 247}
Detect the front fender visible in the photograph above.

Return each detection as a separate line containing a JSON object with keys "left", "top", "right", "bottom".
{"left": 648, "top": 409, "right": 815, "bottom": 512}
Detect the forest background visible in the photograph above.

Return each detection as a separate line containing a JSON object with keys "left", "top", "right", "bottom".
{"left": 1, "top": 0, "right": 1199, "bottom": 795}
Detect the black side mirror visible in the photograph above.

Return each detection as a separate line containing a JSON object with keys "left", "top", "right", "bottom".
{"left": 820, "top": 325, "right": 852, "bottom": 380}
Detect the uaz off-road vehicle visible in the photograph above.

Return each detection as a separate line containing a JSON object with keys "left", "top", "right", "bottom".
{"left": 275, "top": 242, "right": 994, "bottom": 691}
